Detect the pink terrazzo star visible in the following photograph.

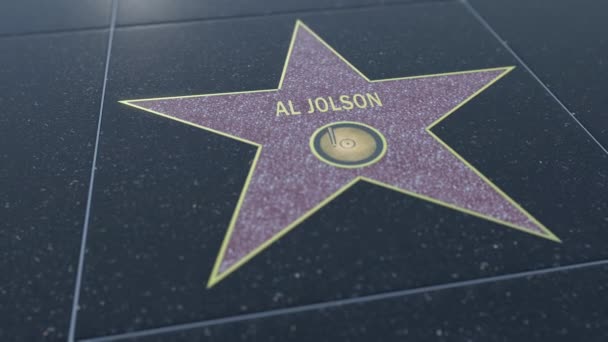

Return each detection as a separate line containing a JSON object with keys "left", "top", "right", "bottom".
{"left": 122, "top": 21, "right": 559, "bottom": 287}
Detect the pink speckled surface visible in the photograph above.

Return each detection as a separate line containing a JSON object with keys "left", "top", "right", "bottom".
{"left": 129, "top": 24, "right": 549, "bottom": 275}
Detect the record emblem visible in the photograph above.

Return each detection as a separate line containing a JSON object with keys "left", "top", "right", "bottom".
{"left": 310, "top": 121, "right": 387, "bottom": 168}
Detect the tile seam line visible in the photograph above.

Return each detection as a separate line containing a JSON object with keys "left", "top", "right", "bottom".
{"left": 67, "top": 1, "right": 118, "bottom": 341}
{"left": 461, "top": 0, "right": 608, "bottom": 156}
{"left": 112, "top": 0, "right": 452, "bottom": 30}
{"left": 0, "top": 0, "right": 452, "bottom": 39}
{"left": 79, "top": 258, "right": 608, "bottom": 342}
{"left": 0, "top": 25, "right": 109, "bottom": 39}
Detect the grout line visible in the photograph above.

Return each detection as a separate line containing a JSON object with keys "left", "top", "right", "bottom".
{"left": 0, "top": 25, "right": 109, "bottom": 39}
{"left": 461, "top": 0, "right": 608, "bottom": 156}
{"left": 0, "top": 0, "right": 451, "bottom": 39}
{"left": 112, "top": 0, "right": 450, "bottom": 30}
{"left": 67, "top": 1, "right": 118, "bottom": 341}
{"left": 80, "top": 258, "right": 608, "bottom": 341}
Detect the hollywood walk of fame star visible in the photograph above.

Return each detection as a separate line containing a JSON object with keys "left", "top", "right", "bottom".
{"left": 121, "top": 21, "right": 559, "bottom": 288}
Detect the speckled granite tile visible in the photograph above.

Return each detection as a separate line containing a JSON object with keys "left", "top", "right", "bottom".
{"left": 74, "top": 2, "right": 608, "bottom": 339}
{"left": 468, "top": 0, "right": 608, "bottom": 147}
{"left": 0, "top": 0, "right": 111, "bottom": 35}
{"left": 0, "top": 31, "right": 108, "bottom": 340}
{"left": 133, "top": 263, "right": 608, "bottom": 342}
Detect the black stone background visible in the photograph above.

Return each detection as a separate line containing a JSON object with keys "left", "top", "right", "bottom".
{"left": 1, "top": 0, "right": 607, "bottom": 341}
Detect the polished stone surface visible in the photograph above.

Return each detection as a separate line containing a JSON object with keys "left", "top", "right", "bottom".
{"left": 0, "top": 31, "right": 108, "bottom": 340}
{"left": 115, "top": 0, "right": 444, "bottom": 26}
{"left": 469, "top": 0, "right": 608, "bottom": 147}
{"left": 132, "top": 263, "right": 608, "bottom": 341}
{"left": 0, "top": 0, "right": 111, "bottom": 35}
{"left": 1, "top": 1, "right": 607, "bottom": 341}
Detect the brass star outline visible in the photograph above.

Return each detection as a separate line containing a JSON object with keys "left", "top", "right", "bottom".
{"left": 121, "top": 21, "right": 560, "bottom": 288}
